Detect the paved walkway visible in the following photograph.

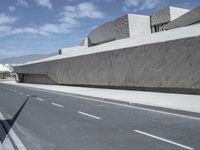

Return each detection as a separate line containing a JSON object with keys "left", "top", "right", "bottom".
{"left": 1, "top": 80, "right": 200, "bottom": 114}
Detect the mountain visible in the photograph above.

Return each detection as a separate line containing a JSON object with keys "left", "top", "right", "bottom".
{"left": 0, "top": 53, "right": 57, "bottom": 64}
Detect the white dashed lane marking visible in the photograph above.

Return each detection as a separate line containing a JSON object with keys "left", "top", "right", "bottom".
{"left": 78, "top": 111, "right": 101, "bottom": 120}
{"left": 134, "top": 130, "right": 194, "bottom": 150}
{"left": 36, "top": 97, "right": 44, "bottom": 101}
{"left": 51, "top": 102, "right": 64, "bottom": 108}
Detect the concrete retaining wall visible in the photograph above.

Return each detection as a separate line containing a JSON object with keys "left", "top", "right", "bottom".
{"left": 14, "top": 36, "right": 200, "bottom": 93}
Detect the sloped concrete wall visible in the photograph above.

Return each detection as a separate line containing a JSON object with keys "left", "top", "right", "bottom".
{"left": 14, "top": 36, "right": 200, "bottom": 93}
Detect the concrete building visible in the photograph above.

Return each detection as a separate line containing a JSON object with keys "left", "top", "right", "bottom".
{"left": 59, "top": 14, "right": 151, "bottom": 55}
{"left": 151, "top": 7, "right": 189, "bottom": 32}
{"left": 162, "top": 5, "right": 200, "bottom": 30}
{"left": 14, "top": 5, "right": 200, "bottom": 93}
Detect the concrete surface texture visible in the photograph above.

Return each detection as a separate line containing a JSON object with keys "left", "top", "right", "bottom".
{"left": 87, "top": 14, "right": 150, "bottom": 45}
{"left": 2, "top": 80, "right": 200, "bottom": 114}
{"left": 162, "top": 5, "right": 200, "bottom": 30}
{"left": 88, "top": 18, "right": 116, "bottom": 45}
{"left": 151, "top": 7, "right": 171, "bottom": 26}
{"left": 14, "top": 33, "right": 200, "bottom": 92}
{"left": 59, "top": 46, "right": 86, "bottom": 55}
{"left": 151, "top": 6, "right": 189, "bottom": 26}
{"left": 128, "top": 14, "right": 151, "bottom": 38}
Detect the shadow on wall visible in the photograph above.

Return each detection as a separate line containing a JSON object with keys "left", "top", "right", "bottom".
{"left": 0, "top": 95, "right": 31, "bottom": 143}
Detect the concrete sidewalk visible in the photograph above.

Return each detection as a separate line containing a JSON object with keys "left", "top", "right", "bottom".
{"left": 1, "top": 80, "right": 200, "bottom": 114}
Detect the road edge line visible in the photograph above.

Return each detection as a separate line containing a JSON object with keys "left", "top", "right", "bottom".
{"left": 0, "top": 112, "right": 27, "bottom": 150}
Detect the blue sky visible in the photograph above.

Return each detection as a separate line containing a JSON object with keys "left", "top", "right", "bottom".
{"left": 0, "top": 0, "right": 199, "bottom": 58}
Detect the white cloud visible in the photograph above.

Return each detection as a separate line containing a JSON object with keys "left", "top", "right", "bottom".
{"left": 0, "top": 2, "right": 104, "bottom": 36}
{"left": 17, "top": 0, "right": 29, "bottom": 7}
{"left": 123, "top": 0, "right": 160, "bottom": 12}
{"left": 0, "top": 26, "right": 12, "bottom": 33}
{"left": 65, "top": 0, "right": 77, "bottom": 1}
{"left": 78, "top": 2, "right": 104, "bottom": 18}
{"left": 0, "top": 13, "right": 18, "bottom": 24}
{"left": 58, "top": 2, "right": 104, "bottom": 28}
{"left": 35, "top": 0, "right": 53, "bottom": 9}
{"left": 8, "top": 6, "right": 16, "bottom": 12}
{"left": 39, "top": 23, "right": 71, "bottom": 34}
{"left": 9, "top": 27, "right": 41, "bottom": 35}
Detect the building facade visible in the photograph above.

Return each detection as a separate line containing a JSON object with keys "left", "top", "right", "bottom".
{"left": 14, "top": 5, "right": 200, "bottom": 94}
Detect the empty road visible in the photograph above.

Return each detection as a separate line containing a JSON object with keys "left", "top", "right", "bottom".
{"left": 0, "top": 83, "right": 200, "bottom": 150}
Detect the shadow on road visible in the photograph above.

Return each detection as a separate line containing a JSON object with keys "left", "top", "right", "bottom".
{"left": 0, "top": 96, "right": 30, "bottom": 143}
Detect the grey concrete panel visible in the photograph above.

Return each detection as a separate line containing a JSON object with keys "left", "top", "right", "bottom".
{"left": 114, "top": 15, "right": 130, "bottom": 40}
{"left": 23, "top": 74, "right": 56, "bottom": 84}
{"left": 86, "top": 14, "right": 151, "bottom": 46}
{"left": 151, "top": 7, "right": 189, "bottom": 26}
{"left": 151, "top": 7, "right": 171, "bottom": 26}
{"left": 88, "top": 21, "right": 116, "bottom": 45}
{"left": 14, "top": 36, "right": 200, "bottom": 91}
{"left": 87, "top": 15, "right": 132, "bottom": 45}
{"left": 162, "top": 6, "right": 200, "bottom": 30}
{"left": 128, "top": 14, "right": 151, "bottom": 38}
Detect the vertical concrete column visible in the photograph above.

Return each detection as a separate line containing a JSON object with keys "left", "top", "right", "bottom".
{"left": 15, "top": 73, "right": 24, "bottom": 83}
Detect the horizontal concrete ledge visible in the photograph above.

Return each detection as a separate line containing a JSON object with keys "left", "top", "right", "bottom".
{"left": 60, "top": 84, "right": 200, "bottom": 95}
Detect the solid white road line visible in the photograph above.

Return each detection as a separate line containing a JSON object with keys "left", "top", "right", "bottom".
{"left": 134, "top": 130, "right": 194, "bottom": 150}
{"left": 0, "top": 112, "right": 27, "bottom": 150}
{"left": 78, "top": 111, "right": 101, "bottom": 120}
{"left": 36, "top": 97, "right": 44, "bottom": 101}
{"left": 51, "top": 102, "right": 64, "bottom": 108}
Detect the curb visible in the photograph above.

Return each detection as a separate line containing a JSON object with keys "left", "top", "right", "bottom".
{"left": 12, "top": 83, "right": 200, "bottom": 119}
{"left": 54, "top": 90, "right": 200, "bottom": 119}
{"left": 1, "top": 82, "right": 200, "bottom": 119}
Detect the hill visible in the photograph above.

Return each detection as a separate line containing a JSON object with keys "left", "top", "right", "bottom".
{"left": 0, "top": 53, "right": 57, "bottom": 64}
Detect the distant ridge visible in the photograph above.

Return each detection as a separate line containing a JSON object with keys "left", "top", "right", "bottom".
{"left": 0, "top": 53, "right": 57, "bottom": 64}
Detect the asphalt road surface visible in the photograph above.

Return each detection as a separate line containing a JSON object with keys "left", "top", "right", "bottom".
{"left": 0, "top": 83, "right": 200, "bottom": 150}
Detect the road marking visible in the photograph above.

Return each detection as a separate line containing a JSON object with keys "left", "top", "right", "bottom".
{"left": 26, "top": 94, "right": 31, "bottom": 97}
{"left": 19, "top": 92, "right": 23, "bottom": 95}
{"left": 51, "top": 102, "right": 64, "bottom": 107}
{"left": 57, "top": 93, "right": 200, "bottom": 121}
{"left": 36, "top": 97, "right": 44, "bottom": 101}
{"left": 78, "top": 111, "right": 101, "bottom": 120}
{"left": 134, "top": 130, "right": 194, "bottom": 150}
{"left": 14, "top": 90, "right": 17, "bottom": 92}
{"left": 0, "top": 112, "right": 27, "bottom": 150}
{"left": 4, "top": 84, "right": 200, "bottom": 121}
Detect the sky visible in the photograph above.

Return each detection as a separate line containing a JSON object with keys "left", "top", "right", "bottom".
{"left": 0, "top": 0, "right": 199, "bottom": 59}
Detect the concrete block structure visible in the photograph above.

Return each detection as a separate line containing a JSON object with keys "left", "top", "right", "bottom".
{"left": 14, "top": 5, "right": 200, "bottom": 94}
{"left": 151, "top": 7, "right": 189, "bottom": 32}
{"left": 86, "top": 14, "right": 150, "bottom": 46}
{"left": 162, "top": 5, "right": 200, "bottom": 30}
